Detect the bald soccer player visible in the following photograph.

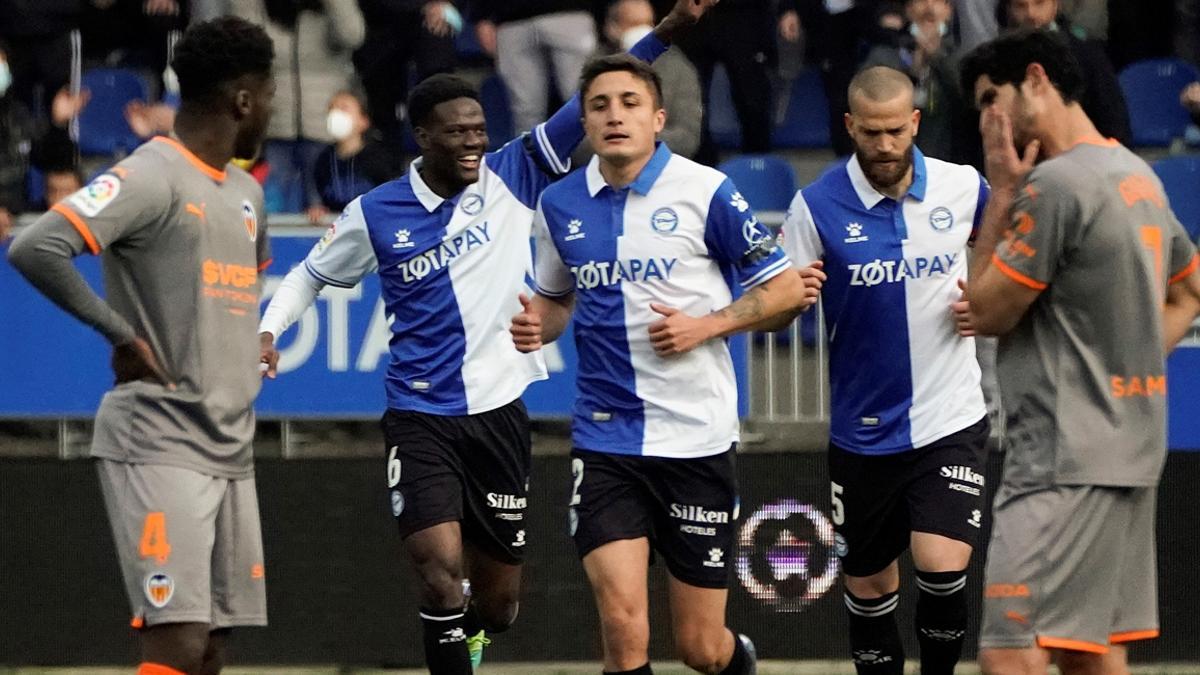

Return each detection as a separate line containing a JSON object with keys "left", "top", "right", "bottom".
{"left": 960, "top": 29, "right": 1200, "bottom": 675}
{"left": 8, "top": 17, "right": 276, "bottom": 675}
{"left": 780, "top": 66, "right": 990, "bottom": 675}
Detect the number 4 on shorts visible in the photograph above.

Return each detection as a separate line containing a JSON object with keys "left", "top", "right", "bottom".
{"left": 140, "top": 512, "right": 172, "bottom": 564}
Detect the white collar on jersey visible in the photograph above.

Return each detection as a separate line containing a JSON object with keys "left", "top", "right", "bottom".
{"left": 585, "top": 142, "right": 674, "bottom": 197}
{"left": 408, "top": 157, "right": 450, "bottom": 213}
{"left": 846, "top": 147, "right": 929, "bottom": 209}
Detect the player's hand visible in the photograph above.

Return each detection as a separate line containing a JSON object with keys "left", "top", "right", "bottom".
{"left": 510, "top": 294, "right": 544, "bottom": 353}
{"left": 778, "top": 10, "right": 801, "bottom": 42}
{"left": 951, "top": 278, "right": 976, "bottom": 337}
{"left": 980, "top": 106, "right": 1039, "bottom": 194}
{"left": 259, "top": 332, "right": 279, "bottom": 379}
{"left": 657, "top": 0, "right": 719, "bottom": 42}
{"left": 648, "top": 304, "right": 712, "bottom": 357}
{"left": 798, "top": 260, "right": 825, "bottom": 309}
{"left": 112, "top": 337, "right": 175, "bottom": 389}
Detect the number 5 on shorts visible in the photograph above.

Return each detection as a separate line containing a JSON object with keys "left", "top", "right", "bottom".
{"left": 139, "top": 512, "right": 171, "bottom": 564}
{"left": 831, "top": 482, "right": 845, "bottom": 526}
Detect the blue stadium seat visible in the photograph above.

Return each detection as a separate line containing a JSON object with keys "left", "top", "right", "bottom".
{"left": 25, "top": 164, "right": 45, "bottom": 207}
{"left": 480, "top": 74, "right": 514, "bottom": 145}
{"left": 717, "top": 154, "right": 797, "bottom": 213}
{"left": 455, "top": 22, "right": 487, "bottom": 60}
{"left": 772, "top": 69, "right": 831, "bottom": 149}
{"left": 1153, "top": 154, "right": 1200, "bottom": 240}
{"left": 78, "top": 68, "right": 149, "bottom": 157}
{"left": 1119, "top": 58, "right": 1200, "bottom": 147}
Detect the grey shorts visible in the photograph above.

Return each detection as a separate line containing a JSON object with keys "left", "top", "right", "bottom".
{"left": 980, "top": 484, "right": 1158, "bottom": 654}
{"left": 96, "top": 459, "right": 267, "bottom": 629}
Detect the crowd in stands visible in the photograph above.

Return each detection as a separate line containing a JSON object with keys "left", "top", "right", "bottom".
{"left": 1, "top": 0, "right": 1199, "bottom": 242}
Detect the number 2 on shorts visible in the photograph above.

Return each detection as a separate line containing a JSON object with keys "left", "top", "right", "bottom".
{"left": 569, "top": 458, "right": 584, "bottom": 506}
{"left": 139, "top": 512, "right": 171, "bottom": 564}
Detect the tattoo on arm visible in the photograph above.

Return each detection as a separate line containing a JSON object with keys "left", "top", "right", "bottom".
{"left": 716, "top": 285, "right": 767, "bottom": 324}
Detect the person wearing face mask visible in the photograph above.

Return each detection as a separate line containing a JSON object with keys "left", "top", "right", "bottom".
{"left": 307, "top": 90, "right": 397, "bottom": 224}
{"left": 599, "top": 0, "right": 702, "bottom": 159}
{"left": 864, "top": 0, "right": 981, "bottom": 168}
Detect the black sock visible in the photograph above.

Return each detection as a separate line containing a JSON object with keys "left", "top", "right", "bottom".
{"left": 719, "top": 631, "right": 753, "bottom": 675}
{"left": 915, "top": 569, "right": 969, "bottom": 675}
{"left": 603, "top": 665, "right": 653, "bottom": 675}
{"left": 463, "top": 603, "right": 484, "bottom": 636}
{"left": 420, "top": 607, "right": 471, "bottom": 675}
{"left": 845, "top": 590, "right": 905, "bottom": 675}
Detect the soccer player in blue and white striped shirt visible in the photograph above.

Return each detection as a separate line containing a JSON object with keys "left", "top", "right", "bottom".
{"left": 512, "top": 53, "right": 823, "bottom": 675}
{"left": 258, "top": 3, "right": 718, "bottom": 672}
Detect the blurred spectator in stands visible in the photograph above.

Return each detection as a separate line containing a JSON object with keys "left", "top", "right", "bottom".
{"left": 41, "top": 166, "right": 84, "bottom": 209}
{"left": 472, "top": 1, "right": 599, "bottom": 135}
{"left": 954, "top": 0, "right": 997, "bottom": 52}
{"left": 600, "top": 0, "right": 701, "bottom": 158}
{"left": 232, "top": 0, "right": 365, "bottom": 213}
{"left": 864, "top": 0, "right": 980, "bottom": 166}
{"left": 354, "top": 1, "right": 458, "bottom": 158}
{"left": 82, "top": 0, "right": 185, "bottom": 96}
{"left": 1178, "top": 0, "right": 1200, "bottom": 67}
{"left": 0, "top": 43, "right": 86, "bottom": 232}
{"left": 1003, "top": 0, "right": 1132, "bottom": 145}
{"left": 0, "top": 0, "right": 84, "bottom": 124}
{"left": 778, "top": 0, "right": 882, "bottom": 156}
{"left": 1183, "top": 82, "right": 1200, "bottom": 126}
{"left": 307, "top": 90, "right": 396, "bottom": 224}
{"left": 651, "top": 0, "right": 772, "bottom": 164}
{"left": 1058, "top": 0, "right": 1105, "bottom": 39}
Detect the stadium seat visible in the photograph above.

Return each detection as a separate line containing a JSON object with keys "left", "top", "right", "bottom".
{"left": 1119, "top": 58, "right": 1200, "bottom": 147}
{"left": 480, "top": 74, "right": 514, "bottom": 145}
{"left": 25, "top": 164, "right": 45, "bottom": 208}
{"left": 717, "top": 154, "right": 797, "bottom": 213}
{"left": 78, "top": 68, "right": 149, "bottom": 157}
{"left": 1153, "top": 154, "right": 1200, "bottom": 240}
{"left": 772, "top": 69, "right": 831, "bottom": 149}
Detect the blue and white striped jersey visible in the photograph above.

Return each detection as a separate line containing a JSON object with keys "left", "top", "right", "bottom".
{"left": 780, "top": 148, "right": 988, "bottom": 454}
{"left": 535, "top": 143, "right": 791, "bottom": 458}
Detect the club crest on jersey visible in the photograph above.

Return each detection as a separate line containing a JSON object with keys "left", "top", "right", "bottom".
{"left": 930, "top": 206, "right": 954, "bottom": 232}
{"left": 144, "top": 573, "right": 174, "bottom": 608}
{"left": 393, "top": 229, "right": 415, "bottom": 249}
{"left": 651, "top": 207, "right": 679, "bottom": 233}
{"left": 241, "top": 201, "right": 258, "bottom": 241}
{"left": 844, "top": 222, "right": 868, "bottom": 244}
{"left": 461, "top": 193, "right": 484, "bottom": 215}
{"left": 69, "top": 174, "right": 122, "bottom": 217}
{"left": 566, "top": 219, "right": 586, "bottom": 241}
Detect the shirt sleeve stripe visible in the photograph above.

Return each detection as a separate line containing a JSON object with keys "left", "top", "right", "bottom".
{"left": 534, "top": 123, "right": 569, "bottom": 175}
{"left": 740, "top": 257, "right": 791, "bottom": 289}
{"left": 51, "top": 203, "right": 101, "bottom": 254}
{"left": 991, "top": 253, "right": 1049, "bottom": 291}
{"left": 1169, "top": 253, "right": 1199, "bottom": 284}
{"left": 304, "top": 259, "right": 356, "bottom": 289}
{"left": 535, "top": 283, "right": 573, "bottom": 298}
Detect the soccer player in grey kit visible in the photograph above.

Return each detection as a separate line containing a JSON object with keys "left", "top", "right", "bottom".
{"left": 959, "top": 29, "right": 1200, "bottom": 675}
{"left": 8, "top": 17, "right": 276, "bottom": 675}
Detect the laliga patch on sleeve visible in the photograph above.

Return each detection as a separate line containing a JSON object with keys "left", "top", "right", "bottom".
{"left": 68, "top": 174, "right": 122, "bottom": 217}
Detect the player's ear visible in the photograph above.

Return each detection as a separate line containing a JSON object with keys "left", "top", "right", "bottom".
{"left": 653, "top": 107, "right": 666, "bottom": 134}
{"left": 233, "top": 87, "right": 253, "bottom": 120}
{"left": 911, "top": 108, "right": 921, "bottom": 136}
{"left": 413, "top": 125, "right": 431, "bottom": 152}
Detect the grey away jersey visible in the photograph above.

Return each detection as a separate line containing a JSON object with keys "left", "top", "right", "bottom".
{"left": 46, "top": 136, "right": 271, "bottom": 479}
{"left": 992, "top": 139, "right": 1198, "bottom": 489}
